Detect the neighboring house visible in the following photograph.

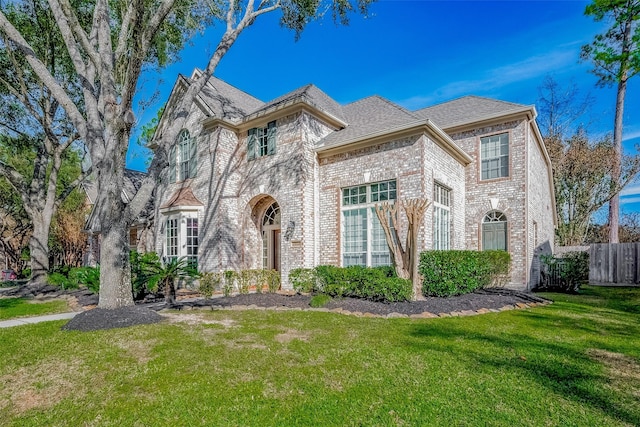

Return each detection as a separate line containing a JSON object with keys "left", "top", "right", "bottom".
{"left": 82, "top": 169, "right": 155, "bottom": 265}
{"left": 151, "top": 69, "right": 556, "bottom": 290}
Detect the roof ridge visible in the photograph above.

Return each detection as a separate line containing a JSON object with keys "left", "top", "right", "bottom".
{"left": 415, "top": 94, "right": 527, "bottom": 112}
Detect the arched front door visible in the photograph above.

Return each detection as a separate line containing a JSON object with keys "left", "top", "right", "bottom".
{"left": 262, "top": 202, "right": 281, "bottom": 271}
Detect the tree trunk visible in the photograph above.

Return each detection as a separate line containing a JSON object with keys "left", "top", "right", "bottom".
{"left": 608, "top": 75, "right": 627, "bottom": 244}
{"left": 98, "top": 216, "right": 134, "bottom": 309}
{"left": 28, "top": 212, "right": 51, "bottom": 285}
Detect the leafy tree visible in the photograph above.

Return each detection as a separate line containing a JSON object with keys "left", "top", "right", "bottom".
{"left": 553, "top": 130, "right": 639, "bottom": 245}
{"left": 581, "top": 0, "right": 640, "bottom": 243}
{"left": 0, "top": 0, "right": 374, "bottom": 309}
{"left": 537, "top": 76, "right": 640, "bottom": 245}
{"left": 0, "top": 1, "right": 90, "bottom": 284}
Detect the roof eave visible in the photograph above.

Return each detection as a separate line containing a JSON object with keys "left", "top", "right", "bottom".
{"left": 316, "top": 120, "right": 472, "bottom": 166}
{"left": 439, "top": 106, "right": 535, "bottom": 133}
{"left": 241, "top": 100, "right": 347, "bottom": 131}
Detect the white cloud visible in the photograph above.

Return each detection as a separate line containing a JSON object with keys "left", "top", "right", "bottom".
{"left": 623, "top": 129, "right": 640, "bottom": 142}
{"left": 620, "top": 195, "right": 640, "bottom": 206}
{"left": 398, "top": 49, "right": 578, "bottom": 109}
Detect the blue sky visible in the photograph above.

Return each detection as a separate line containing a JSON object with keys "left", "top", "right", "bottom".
{"left": 128, "top": 0, "right": 640, "bottom": 212}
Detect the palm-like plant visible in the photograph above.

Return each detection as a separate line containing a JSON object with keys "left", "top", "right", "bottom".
{"left": 143, "top": 257, "right": 198, "bottom": 305}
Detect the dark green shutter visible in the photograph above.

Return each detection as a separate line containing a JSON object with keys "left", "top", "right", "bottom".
{"left": 247, "top": 128, "right": 257, "bottom": 161}
{"left": 169, "top": 145, "right": 176, "bottom": 183}
{"left": 189, "top": 137, "right": 197, "bottom": 178}
{"left": 267, "top": 121, "right": 276, "bottom": 155}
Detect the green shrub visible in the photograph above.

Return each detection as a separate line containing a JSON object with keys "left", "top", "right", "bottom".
{"left": 289, "top": 268, "right": 317, "bottom": 293}
{"left": 313, "top": 265, "right": 412, "bottom": 303}
{"left": 47, "top": 272, "right": 73, "bottom": 289}
{"left": 223, "top": 270, "right": 237, "bottom": 297}
{"left": 539, "top": 251, "right": 589, "bottom": 293}
{"left": 130, "top": 251, "right": 163, "bottom": 300}
{"left": 310, "top": 294, "right": 331, "bottom": 308}
{"left": 69, "top": 266, "right": 100, "bottom": 294}
{"left": 373, "top": 265, "right": 397, "bottom": 278}
{"left": 263, "top": 269, "right": 281, "bottom": 293}
{"left": 419, "top": 250, "right": 511, "bottom": 297}
{"left": 199, "top": 272, "right": 221, "bottom": 299}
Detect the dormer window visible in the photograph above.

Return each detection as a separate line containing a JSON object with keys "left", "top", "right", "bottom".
{"left": 247, "top": 121, "right": 276, "bottom": 161}
{"left": 169, "top": 130, "right": 197, "bottom": 183}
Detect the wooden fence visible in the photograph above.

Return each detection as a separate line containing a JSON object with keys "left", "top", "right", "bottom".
{"left": 590, "top": 243, "right": 640, "bottom": 284}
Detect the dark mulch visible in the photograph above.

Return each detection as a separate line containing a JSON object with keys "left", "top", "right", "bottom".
{"left": 185, "top": 289, "right": 549, "bottom": 316}
{"left": 62, "top": 306, "right": 163, "bottom": 331}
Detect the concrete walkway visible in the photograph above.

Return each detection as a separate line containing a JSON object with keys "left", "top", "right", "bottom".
{"left": 0, "top": 312, "right": 78, "bottom": 328}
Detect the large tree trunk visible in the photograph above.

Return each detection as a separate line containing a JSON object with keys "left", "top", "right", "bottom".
{"left": 28, "top": 212, "right": 52, "bottom": 285}
{"left": 608, "top": 75, "right": 627, "bottom": 244}
{"left": 98, "top": 214, "right": 134, "bottom": 309}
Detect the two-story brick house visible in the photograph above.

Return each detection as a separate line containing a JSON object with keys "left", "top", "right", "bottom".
{"left": 151, "top": 69, "right": 555, "bottom": 290}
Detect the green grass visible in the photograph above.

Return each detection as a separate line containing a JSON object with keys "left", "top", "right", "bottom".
{"left": 0, "top": 285, "right": 639, "bottom": 426}
{"left": 0, "top": 297, "right": 70, "bottom": 320}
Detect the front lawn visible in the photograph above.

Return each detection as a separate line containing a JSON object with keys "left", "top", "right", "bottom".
{"left": 0, "top": 297, "right": 70, "bottom": 320}
{"left": 0, "top": 286, "right": 638, "bottom": 426}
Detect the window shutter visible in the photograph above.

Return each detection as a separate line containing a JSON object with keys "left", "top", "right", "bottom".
{"left": 189, "top": 136, "right": 197, "bottom": 178}
{"left": 267, "top": 121, "right": 277, "bottom": 155}
{"left": 247, "top": 128, "right": 257, "bottom": 161}
{"left": 169, "top": 145, "right": 176, "bottom": 183}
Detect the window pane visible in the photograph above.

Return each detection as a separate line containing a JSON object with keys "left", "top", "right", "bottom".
{"left": 342, "top": 208, "right": 367, "bottom": 266}
{"left": 480, "top": 133, "right": 509, "bottom": 180}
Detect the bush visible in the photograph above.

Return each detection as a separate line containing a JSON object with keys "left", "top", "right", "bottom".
{"left": 223, "top": 270, "right": 237, "bottom": 296}
{"left": 262, "top": 269, "right": 281, "bottom": 293}
{"left": 198, "top": 272, "right": 221, "bottom": 299}
{"left": 69, "top": 266, "right": 100, "bottom": 294}
{"left": 312, "top": 265, "right": 412, "bottom": 303}
{"left": 539, "top": 251, "right": 589, "bottom": 293}
{"left": 289, "top": 268, "right": 317, "bottom": 293}
{"left": 310, "top": 294, "right": 331, "bottom": 308}
{"left": 47, "top": 272, "right": 74, "bottom": 289}
{"left": 420, "top": 250, "right": 511, "bottom": 297}
{"left": 130, "top": 251, "right": 162, "bottom": 300}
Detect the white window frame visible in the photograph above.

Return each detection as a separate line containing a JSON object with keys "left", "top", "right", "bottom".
{"left": 163, "top": 210, "right": 200, "bottom": 267}
{"left": 480, "top": 133, "right": 509, "bottom": 180}
{"left": 341, "top": 180, "right": 396, "bottom": 267}
{"left": 482, "top": 210, "right": 508, "bottom": 251}
{"left": 433, "top": 182, "right": 451, "bottom": 250}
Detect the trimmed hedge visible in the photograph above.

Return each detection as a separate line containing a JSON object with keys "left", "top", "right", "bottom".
{"left": 420, "top": 250, "right": 511, "bottom": 297}
{"left": 289, "top": 265, "right": 412, "bottom": 303}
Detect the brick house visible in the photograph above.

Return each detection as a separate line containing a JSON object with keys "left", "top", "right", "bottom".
{"left": 151, "top": 70, "right": 556, "bottom": 290}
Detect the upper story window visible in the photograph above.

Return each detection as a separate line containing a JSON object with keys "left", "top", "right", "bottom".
{"left": 248, "top": 121, "right": 276, "bottom": 161}
{"left": 341, "top": 180, "right": 396, "bottom": 267}
{"left": 482, "top": 210, "right": 507, "bottom": 251}
{"left": 433, "top": 183, "right": 451, "bottom": 250}
{"left": 169, "top": 130, "right": 197, "bottom": 183}
{"left": 480, "top": 133, "right": 509, "bottom": 180}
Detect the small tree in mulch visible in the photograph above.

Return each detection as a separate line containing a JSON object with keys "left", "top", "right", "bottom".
{"left": 143, "top": 257, "right": 198, "bottom": 305}
{"left": 374, "top": 198, "right": 431, "bottom": 301}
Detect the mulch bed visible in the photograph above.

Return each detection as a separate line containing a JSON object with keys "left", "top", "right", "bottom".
{"left": 1, "top": 282, "right": 551, "bottom": 330}
{"left": 183, "top": 289, "right": 550, "bottom": 317}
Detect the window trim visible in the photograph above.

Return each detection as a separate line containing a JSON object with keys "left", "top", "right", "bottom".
{"left": 479, "top": 132, "right": 510, "bottom": 181}
{"left": 340, "top": 180, "right": 397, "bottom": 267}
{"left": 248, "top": 120, "right": 276, "bottom": 161}
{"left": 163, "top": 210, "right": 200, "bottom": 268}
{"left": 433, "top": 182, "right": 451, "bottom": 250}
{"left": 170, "top": 129, "right": 197, "bottom": 183}
{"left": 481, "top": 210, "right": 508, "bottom": 251}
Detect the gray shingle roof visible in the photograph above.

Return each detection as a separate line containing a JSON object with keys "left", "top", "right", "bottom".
{"left": 197, "top": 76, "right": 264, "bottom": 121}
{"left": 413, "top": 96, "right": 530, "bottom": 129}
{"left": 246, "top": 84, "right": 346, "bottom": 124}
{"left": 317, "top": 96, "right": 419, "bottom": 149}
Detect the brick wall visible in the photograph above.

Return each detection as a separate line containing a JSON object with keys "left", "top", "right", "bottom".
{"left": 318, "top": 133, "right": 466, "bottom": 266}
{"left": 450, "top": 120, "right": 529, "bottom": 287}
